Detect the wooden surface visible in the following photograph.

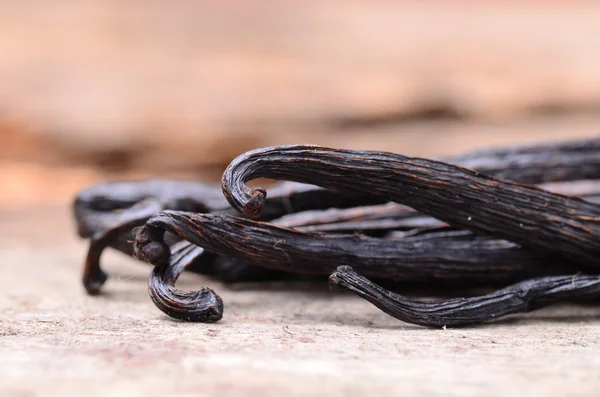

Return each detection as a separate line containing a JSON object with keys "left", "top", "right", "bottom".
{"left": 1, "top": 206, "right": 600, "bottom": 397}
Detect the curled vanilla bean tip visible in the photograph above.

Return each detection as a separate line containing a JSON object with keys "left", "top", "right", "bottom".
{"left": 133, "top": 226, "right": 170, "bottom": 266}
{"left": 148, "top": 240, "right": 224, "bottom": 322}
{"left": 243, "top": 187, "right": 267, "bottom": 218}
{"left": 222, "top": 147, "right": 275, "bottom": 217}
{"left": 148, "top": 273, "right": 224, "bottom": 322}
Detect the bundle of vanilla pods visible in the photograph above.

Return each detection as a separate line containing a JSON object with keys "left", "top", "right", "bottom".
{"left": 74, "top": 137, "right": 600, "bottom": 327}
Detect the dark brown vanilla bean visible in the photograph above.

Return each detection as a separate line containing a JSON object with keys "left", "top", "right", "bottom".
{"left": 253, "top": 138, "right": 600, "bottom": 218}
{"left": 271, "top": 202, "right": 446, "bottom": 233}
{"left": 138, "top": 211, "right": 570, "bottom": 284}
{"left": 386, "top": 229, "right": 472, "bottom": 241}
{"left": 75, "top": 138, "right": 600, "bottom": 238}
{"left": 275, "top": 179, "right": 600, "bottom": 228}
{"left": 146, "top": 239, "right": 224, "bottom": 322}
{"left": 77, "top": 177, "right": 600, "bottom": 293}
{"left": 74, "top": 137, "right": 600, "bottom": 326}
{"left": 217, "top": 136, "right": 600, "bottom": 224}
{"left": 222, "top": 145, "right": 600, "bottom": 268}
{"left": 273, "top": 202, "right": 414, "bottom": 227}
{"left": 78, "top": 178, "right": 600, "bottom": 273}
{"left": 74, "top": 179, "right": 382, "bottom": 238}
{"left": 80, "top": 196, "right": 218, "bottom": 294}
{"left": 74, "top": 179, "right": 380, "bottom": 294}
{"left": 292, "top": 217, "right": 446, "bottom": 234}
{"left": 276, "top": 179, "right": 600, "bottom": 234}
{"left": 74, "top": 179, "right": 228, "bottom": 238}
{"left": 329, "top": 265, "right": 600, "bottom": 327}
{"left": 82, "top": 198, "right": 166, "bottom": 294}
{"left": 210, "top": 257, "right": 295, "bottom": 283}
{"left": 250, "top": 181, "right": 384, "bottom": 219}
{"left": 447, "top": 137, "right": 600, "bottom": 184}
{"left": 74, "top": 140, "right": 600, "bottom": 258}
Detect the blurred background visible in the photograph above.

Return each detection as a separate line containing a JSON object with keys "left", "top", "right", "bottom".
{"left": 2, "top": 1, "right": 600, "bottom": 209}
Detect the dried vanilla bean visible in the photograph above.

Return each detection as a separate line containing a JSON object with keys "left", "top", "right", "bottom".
{"left": 82, "top": 198, "right": 166, "bottom": 294}
{"left": 329, "top": 265, "right": 600, "bottom": 327}
{"left": 272, "top": 202, "right": 445, "bottom": 233}
{"left": 448, "top": 137, "right": 600, "bottom": 184}
{"left": 74, "top": 179, "right": 227, "bottom": 238}
{"left": 75, "top": 179, "right": 377, "bottom": 293}
{"left": 75, "top": 137, "right": 600, "bottom": 239}
{"left": 210, "top": 256, "right": 295, "bottom": 284}
{"left": 275, "top": 180, "right": 600, "bottom": 227}
{"left": 275, "top": 180, "right": 600, "bottom": 234}
{"left": 79, "top": 177, "right": 600, "bottom": 293}
{"left": 252, "top": 137, "right": 600, "bottom": 221}
{"left": 74, "top": 179, "right": 381, "bottom": 237}
{"left": 73, "top": 137, "right": 600, "bottom": 327}
{"left": 74, "top": 138, "right": 600, "bottom": 290}
{"left": 222, "top": 145, "right": 600, "bottom": 268}
{"left": 145, "top": 237, "right": 224, "bottom": 322}
{"left": 135, "top": 212, "right": 570, "bottom": 284}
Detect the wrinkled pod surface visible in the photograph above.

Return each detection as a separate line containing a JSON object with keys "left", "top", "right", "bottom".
{"left": 222, "top": 145, "right": 600, "bottom": 269}
{"left": 135, "top": 227, "right": 224, "bottom": 322}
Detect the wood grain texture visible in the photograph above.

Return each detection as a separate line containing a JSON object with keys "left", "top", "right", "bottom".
{"left": 4, "top": 206, "right": 600, "bottom": 397}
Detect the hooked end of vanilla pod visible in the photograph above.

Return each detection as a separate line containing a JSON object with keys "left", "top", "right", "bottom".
{"left": 242, "top": 187, "right": 267, "bottom": 218}
{"left": 133, "top": 226, "right": 170, "bottom": 266}
{"left": 195, "top": 289, "right": 225, "bottom": 323}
